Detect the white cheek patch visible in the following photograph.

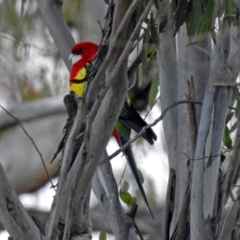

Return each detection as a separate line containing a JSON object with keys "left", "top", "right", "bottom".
{"left": 69, "top": 54, "right": 82, "bottom": 65}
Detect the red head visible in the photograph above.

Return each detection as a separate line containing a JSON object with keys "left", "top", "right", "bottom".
{"left": 69, "top": 41, "right": 98, "bottom": 67}
{"left": 69, "top": 41, "right": 98, "bottom": 81}
{"left": 69, "top": 41, "right": 99, "bottom": 95}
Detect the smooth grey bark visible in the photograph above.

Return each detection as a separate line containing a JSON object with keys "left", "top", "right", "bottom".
{"left": 92, "top": 168, "right": 125, "bottom": 238}
{"left": 158, "top": 1, "right": 178, "bottom": 234}
{"left": 190, "top": 26, "right": 240, "bottom": 240}
{"left": 97, "top": 154, "right": 133, "bottom": 240}
{"left": 158, "top": 2, "right": 207, "bottom": 236}
{"left": 158, "top": 2, "right": 240, "bottom": 240}
{"left": 36, "top": 0, "right": 75, "bottom": 70}
{"left": 158, "top": 0, "right": 178, "bottom": 170}
{"left": 170, "top": 25, "right": 211, "bottom": 237}
{"left": 0, "top": 163, "right": 45, "bottom": 240}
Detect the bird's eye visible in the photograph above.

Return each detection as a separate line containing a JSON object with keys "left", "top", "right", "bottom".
{"left": 74, "top": 48, "right": 82, "bottom": 55}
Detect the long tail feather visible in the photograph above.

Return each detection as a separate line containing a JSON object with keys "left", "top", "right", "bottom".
{"left": 124, "top": 145, "right": 154, "bottom": 219}
{"left": 119, "top": 102, "right": 157, "bottom": 144}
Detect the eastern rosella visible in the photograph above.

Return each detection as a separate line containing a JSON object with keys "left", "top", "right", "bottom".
{"left": 58, "top": 41, "right": 157, "bottom": 218}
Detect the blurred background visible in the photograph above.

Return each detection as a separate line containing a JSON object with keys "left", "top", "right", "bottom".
{"left": 0, "top": 0, "right": 168, "bottom": 239}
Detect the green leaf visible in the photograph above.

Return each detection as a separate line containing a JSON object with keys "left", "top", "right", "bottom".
{"left": 149, "top": 75, "right": 159, "bottom": 107}
{"left": 150, "top": 14, "right": 158, "bottom": 46}
{"left": 230, "top": 121, "right": 238, "bottom": 133}
{"left": 147, "top": 44, "right": 157, "bottom": 59}
{"left": 196, "top": 0, "right": 215, "bottom": 36}
{"left": 99, "top": 229, "right": 107, "bottom": 240}
{"left": 137, "top": 169, "right": 144, "bottom": 184}
{"left": 155, "top": 0, "right": 161, "bottom": 10}
{"left": 186, "top": 0, "right": 202, "bottom": 37}
{"left": 1, "top": 0, "right": 19, "bottom": 28}
{"left": 224, "top": 0, "right": 234, "bottom": 25}
{"left": 119, "top": 189, "right": 133, "bottom": 208}
{"left": 226, "top": 112, "right": 234, "bottom": 124}
{"left": 122, "top": 181, "right": 129, "bottom": 192}
{"left": 230, "top": 91, "right": 236, "bottom": 106}
{"left": 223, "top": 126, "right": 232, "bottom": 149}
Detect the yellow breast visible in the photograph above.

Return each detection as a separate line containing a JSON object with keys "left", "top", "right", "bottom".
{"left": 70, "top": 67, "right": 87, "bottom": 97}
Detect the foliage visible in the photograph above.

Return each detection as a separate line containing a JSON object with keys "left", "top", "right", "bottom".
{"left": 99, "top": 229, "right": 107, "bottom": 240}
{"left": 0, "top": 0, "right": 240, "bottom": 239}
{"left": 173, "top": 0, "right": 235, "bottom": 40}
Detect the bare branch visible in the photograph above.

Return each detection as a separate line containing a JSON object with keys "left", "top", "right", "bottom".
{"left": 36, "top": 0, "right": 75, "bottom": 70}
{"left": 98, "top": 152, "right": 135, "bottom": 239}
{"left": 0, "top": 163, "right": 45, "bottom": 240}
{"left": 0, "top": 95, "right": 65, "bottom": 130}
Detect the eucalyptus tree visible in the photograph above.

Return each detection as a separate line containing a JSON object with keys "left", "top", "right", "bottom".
{"left": 159, "top": 1, "right": 240, "bottom": 239}
{"left": 0, "top": 0, "right": 240, "bottom": 240}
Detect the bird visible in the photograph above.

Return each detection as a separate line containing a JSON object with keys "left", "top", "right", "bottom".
{"left": 55, "top": 41, "right": 157, "bottom": 218}
{"left": 69, "top": 41, "right": 98, "bottom": 96}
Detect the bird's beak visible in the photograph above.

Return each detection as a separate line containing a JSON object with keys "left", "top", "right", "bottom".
{"left": 69, "top": 53, "right": 74, "bottom": 63}
{"left": 69, "top": 53, "right": 82, "bottom": 65}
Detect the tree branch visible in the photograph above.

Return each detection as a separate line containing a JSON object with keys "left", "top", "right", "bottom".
{"left": 190, "top": 25, "right": 240, "bottom": 239}
{"left": 36, "top": 0, "right": 75, "bottom": 70}
{"left": 0, "top": 95, "right": 65, "bottom": 130}
{"left": 0, "top": 163, "right": 45, "bottom": 240}
{"left": 98, "top": 152, "right": 135, "bottom": 239}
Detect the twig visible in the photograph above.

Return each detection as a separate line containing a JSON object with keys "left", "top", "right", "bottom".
{"left": 105, "top": 100, "right": 202, "bottom": 161}
{"left": 212, "top": 82, "right": 240, "bottom": 87}
{"left": 127, "top": 201, "right": 144, "bottom": 240}
{"left": 118, "top": 162, "right": 128, "bottom": 188}
{"left": 0, "top": 104, "right": 54, "bottom": 188}
{"left": 144, "top": 95, "right": 160, "bottom": 120}
{"left": 182, "top": 152, "right": 223, "bottom": 161}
